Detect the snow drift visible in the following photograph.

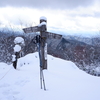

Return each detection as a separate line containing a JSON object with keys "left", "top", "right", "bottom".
{"left": 0, "top": 52, "right": 100, "bottom": 100}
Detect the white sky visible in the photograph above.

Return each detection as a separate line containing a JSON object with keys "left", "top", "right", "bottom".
{"left": 0, "top": 0, "right": 100, "bottom": 37}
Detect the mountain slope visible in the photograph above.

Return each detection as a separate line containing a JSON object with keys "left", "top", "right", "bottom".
{"left": 0, "top": 52, "right": 100, "bottom": 100}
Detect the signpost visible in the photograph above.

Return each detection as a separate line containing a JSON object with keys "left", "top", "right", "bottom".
{"left": 23, "top": 16, "right": 62, "bottom": 90}
{"left": 23, "top": 17, "right": 62, "bottom": 69}
{"left": 23, "top": 26, "right": 40, "bottom": 33}
{"left": 23, "top": 28, "right": 62, "bottom": 39}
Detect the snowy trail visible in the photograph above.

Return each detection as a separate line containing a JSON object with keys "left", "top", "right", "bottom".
{"left": 0, "top": 52, "right": 100, "bottom": 100}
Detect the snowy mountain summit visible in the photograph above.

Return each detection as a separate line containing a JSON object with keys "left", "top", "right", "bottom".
{"left": 0, "top": 52, "right": 100, "bottom": 100}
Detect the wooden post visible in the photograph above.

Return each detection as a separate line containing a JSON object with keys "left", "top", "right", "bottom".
{"left": 22, "top": 17, "right": 63, "bottom": 90}
{"left": 40, "top": 17, "right": 47, "bottom": 69}
{"left": 22, "top": 17, "right": 62, "bottom": 70}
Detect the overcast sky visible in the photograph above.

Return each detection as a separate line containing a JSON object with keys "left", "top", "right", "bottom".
{"left": 0, "top": 0, "right": 100, "bottom": 37}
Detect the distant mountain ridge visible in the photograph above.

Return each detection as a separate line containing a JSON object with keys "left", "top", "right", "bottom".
{"left": 63, "top": 35, "right": 100, "bottom": 46}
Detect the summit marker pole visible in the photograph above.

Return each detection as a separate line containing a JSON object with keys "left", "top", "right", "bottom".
{"left": 22, "top": 16, "right": 62, "bottom": 90}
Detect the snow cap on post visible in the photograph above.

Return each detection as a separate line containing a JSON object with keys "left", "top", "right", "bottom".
{"left": 38, "top": 22, "right": 47, "bottom": 27}
{"left": 40, "top": 16, "right": 47, "bottom": 23}
{"left": 14, "top": 37, "right": 25, "bottom": 46}
{"left": 13, "top": 44, "right": 21, "bottom": 52}
{"left": 12, "top": 55, "right": 16, "bottom": 61}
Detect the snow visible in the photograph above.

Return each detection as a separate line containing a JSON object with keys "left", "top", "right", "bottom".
{"left": 14, "top": 37, "right": 25, "bottom": 45}
{"left": 13, "top": 44, "right": 21, "bottom": 52}
{"left": 0, "top": 52, "right": 100, "bottom": 100}
{"left": 40, "top": 16, "right": 47, "bottom": 21}
{"left": 38, "top": 22, "right": 47, "bottom": 27}
{"left": 95, "top": 67, "right": 100, "bottom": 73}
{"left": 12, "top": 55, "right": 16, "bottom": 61}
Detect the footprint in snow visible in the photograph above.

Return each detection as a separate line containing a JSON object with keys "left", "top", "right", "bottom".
{"left": 2, "top": 89, "right": 20, "bottom": 95}
{"left": 0, "top": 83, "right": 10, "bottom": 88}
{"left": 15, "top": 79, "right": 30, "bottom": 86}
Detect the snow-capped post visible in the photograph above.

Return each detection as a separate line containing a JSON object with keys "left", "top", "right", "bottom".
{"left": 39, "top": 16, "right": 47, "bottom": 69}
{"left": 12, "top": 37, "right": 25, "bottom": 69}
{"left": 23, "top": 16, "right": 62, "bottom": 90}
{"left": 23, "top": 16, "right": 47, "bottom": 69}
{"left": 23, "top": 16, "right": 62, "bottom": 70}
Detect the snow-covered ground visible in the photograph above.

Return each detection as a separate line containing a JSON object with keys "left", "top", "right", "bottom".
{"left": 0, "top": 52, "right": 100, "bottom": 100}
